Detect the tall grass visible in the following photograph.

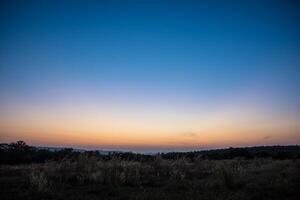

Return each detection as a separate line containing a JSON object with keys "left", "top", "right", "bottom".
{"left": 23, "top": 155, "right": 300, "bottom": 200}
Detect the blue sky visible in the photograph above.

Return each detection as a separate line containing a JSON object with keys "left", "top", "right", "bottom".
{"left": 0, "top": 0, "right": 300, "bottom": 151}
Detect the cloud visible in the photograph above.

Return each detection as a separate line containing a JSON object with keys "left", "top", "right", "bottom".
{"left": 182, "top": 132, "right": 198, "bottom": 137}
{"left": 263, "top": 135, "right": 271, "bottom": 140}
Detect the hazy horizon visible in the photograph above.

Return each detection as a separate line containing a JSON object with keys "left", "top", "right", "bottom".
{"left": 1, "top": 0, "right": 300, "bottom": 152}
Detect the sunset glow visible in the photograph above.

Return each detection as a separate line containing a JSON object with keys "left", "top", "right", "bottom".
{"left": 0, "top": 0, "right": 299, "bottom": 152}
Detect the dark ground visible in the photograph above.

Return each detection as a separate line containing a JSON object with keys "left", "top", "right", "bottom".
{"left": 1, "top": 158, "right": 300, "bottom": 200}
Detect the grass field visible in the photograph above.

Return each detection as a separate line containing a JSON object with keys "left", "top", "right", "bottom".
{"left": 1, "top": 155, "right": 300, "bottom": 200}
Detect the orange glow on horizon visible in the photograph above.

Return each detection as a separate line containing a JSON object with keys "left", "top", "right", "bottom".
{"left": 1, "top": 100, "right": 299, "bottom": 151}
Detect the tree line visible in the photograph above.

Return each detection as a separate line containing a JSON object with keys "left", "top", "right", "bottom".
{"left": 1, "top": 141, "right": 300, "bottom": 164}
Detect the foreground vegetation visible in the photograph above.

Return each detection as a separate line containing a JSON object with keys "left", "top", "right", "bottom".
{"left": 1, "top": 141, "right": 300, "bottom": 200}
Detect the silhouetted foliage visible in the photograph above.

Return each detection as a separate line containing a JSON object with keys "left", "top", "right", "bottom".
{"left": 1, "top": 141, "right": 300, "bottom": 165}
{"left": 0, "top": 141, "right": 78, "bottom": 164}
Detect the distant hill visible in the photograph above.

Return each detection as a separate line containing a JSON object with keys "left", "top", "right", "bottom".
{"left": 1, "top": 141, "right": 300, "bottom": 164}
{"left": 162, "top": 145, "right": 300, "bottom": 160}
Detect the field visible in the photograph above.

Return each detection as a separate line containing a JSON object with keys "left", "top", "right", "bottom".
{"left": 1, "top": 154, "right": 300, "bottom": 200}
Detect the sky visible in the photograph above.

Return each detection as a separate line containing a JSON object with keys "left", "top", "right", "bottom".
{"left": 0, "top": 0, "right": 300, "bottom": 152}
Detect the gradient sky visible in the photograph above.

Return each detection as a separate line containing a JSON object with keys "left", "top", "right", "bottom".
{"left": 0, "top": 0, "right": 300, "bottom": 152}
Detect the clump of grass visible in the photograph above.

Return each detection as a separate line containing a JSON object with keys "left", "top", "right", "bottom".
{"left": 171, "top": 158, "right": 189, "bottom": 181}
{"left": 215, "top": 160, "right": 245, "bottom": 190}
{"left": 118, "top": 161, "right": 142, "bottom": 186}
{"left": 29, "top": 170, "right": 50, "bottom": 193}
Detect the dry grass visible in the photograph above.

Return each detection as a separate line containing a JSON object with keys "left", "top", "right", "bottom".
{"left": 1, "top": 156, "right": 300, "bottom": 200}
